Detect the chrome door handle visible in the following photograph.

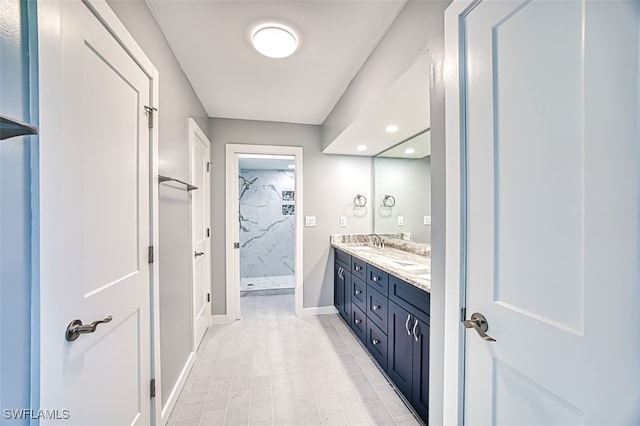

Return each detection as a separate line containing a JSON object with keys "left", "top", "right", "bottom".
{"left": 405, "top": 314, "right": 412, "bottom": 336}
{"left": 66, "top": 315, "right": 113, "bottom": 342}
{"left": 412, "top": 319, "right": 419, "bottom": 342}
{"left": 463, "top": 312, "right": 496, "bottom": 342}
{"left": 195, "top": 251, "right": 205, "bottom": 257}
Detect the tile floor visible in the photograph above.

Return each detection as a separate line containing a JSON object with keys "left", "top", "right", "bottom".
{"left": 240, "top": 275, "right": 296, "bottom": 292}
{"left": 167, "top": 293, "right": 423, "bottom": 426}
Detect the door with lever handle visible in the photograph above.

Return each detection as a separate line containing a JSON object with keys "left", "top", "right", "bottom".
{"left": 66, "top": 316, "right": 113, "bottom": 342}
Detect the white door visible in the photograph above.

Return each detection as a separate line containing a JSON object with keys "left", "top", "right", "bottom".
{"left": 460, "top": 1, "right": 640, "bottom": 424}
{"left": 190, "top": 119, "right": 211, "bottom": 349}
{"left": 38, "top": 1, "right": 155, "bottom": 424}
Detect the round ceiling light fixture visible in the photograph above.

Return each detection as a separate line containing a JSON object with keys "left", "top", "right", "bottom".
{"left": 405, "top": 148, "right": 416, "bottom": 155}
{"left": 357, "top": 145, "right": 368, "bottom": 152}
{"left": 251, "top": 23, "right": 298, "bottom": 59}
{"left": 385, "top": 124, "right": 399, "bottom": 133}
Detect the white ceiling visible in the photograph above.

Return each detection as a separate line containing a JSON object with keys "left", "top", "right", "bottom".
{"left": 146, "top": 0, "right": 406, "bottom": 125}
{"left": 322, "top": 52, "right": 431, "bottom": 156}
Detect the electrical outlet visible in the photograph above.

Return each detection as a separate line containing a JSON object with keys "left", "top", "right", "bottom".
{"left": 424, "top": 215, "right": 431, "bottom": 225}
{"left": 397, "top": 216, "right": 404, "bottom": 226}
{"left": 340, "top": 216, "right": 347, "bottom": 227}
{"left": 305, "top": 216, "right": 316, "bottom": 227}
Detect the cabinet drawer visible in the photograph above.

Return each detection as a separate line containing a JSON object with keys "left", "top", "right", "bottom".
{"left": 352, "top": 276, "right": 367, "bottom": 312}
{"left": 335, "top": 248, "right": 351, "bottom": 268}
{"left": 366, "top": 287, "right": 388, "bottom": 333}
{"left": 367, "top": 321, "right": 388, "bottom": 371}
{"left": 352, "top": 257, "right": 367, "bottom": 280}
{"left": 389, "top": 276, "right": 430, "bottom": 322}
{"left": 351, "top": 304, "right": 367, "bottom": 344}
{"left": 366, "top": 264, "right": 389, "bottom": 295}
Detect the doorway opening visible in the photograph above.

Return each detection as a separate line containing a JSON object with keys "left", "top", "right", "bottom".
{"left": 225, "top": 144, "right": 304, "bottom": 319}
{"left": 238, "top": 154, "right": 296, "bottom": 298}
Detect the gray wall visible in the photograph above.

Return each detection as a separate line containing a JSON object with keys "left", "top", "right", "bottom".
{"left": 108, "top": 0, "right": 209, "bottom": 408}
{"left": 321, "top": 1, "right": 451, "bottom": 424}
{"left": 209, "top": 118, "right": 372, "bottom": 313}
{"left": 373, "top": 157, "right": 431, "bottom": 243}
{"left": 0, "top": 1, "right": 36, "bottom": 422}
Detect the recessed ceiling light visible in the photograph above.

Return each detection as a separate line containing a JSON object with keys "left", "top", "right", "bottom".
{"left": 288, "top": 164, "right": 295, "bottom": 169}
{"left": 405, "top": 148, "right": 415, "bottom": 154}
{"left": 251, "top": 24, "right": 298, "bottom": 59}
{"left": 357, "top": 145, "right": 367, "bottom": 152}
{"left": 386, "top": 124, "right": 399, "bottom": 133}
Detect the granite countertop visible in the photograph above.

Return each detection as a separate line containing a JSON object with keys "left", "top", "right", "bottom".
{"left": 330, "top": 234, "right": 431, "bottom": 293}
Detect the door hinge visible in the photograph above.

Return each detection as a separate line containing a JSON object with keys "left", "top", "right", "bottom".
{"left": 460, "top": 307, "right": 467, "bottom": 322}
{"left": 207, "top": 228, "right": 210, "bottom": 238}
{"left": 206, "top": 162, "right": 212, "bottom": 172}
{"left": 150, "top": 379, "right": 156, "bottom": 398}
{"left": 207, "top": 293, "right": 211, "bottom": 303}
{"left": 234, "top": 242, "right": 240, "bottom": 249}
{"left": 144, "top": 105, "right": 158, "bottom": 129}
{"left": 148, "top": 246, "right": 154, "bottom": 264}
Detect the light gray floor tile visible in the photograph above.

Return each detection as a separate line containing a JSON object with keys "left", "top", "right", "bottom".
{"left": 168, "top": 294, "right": 420, "bottom": 426}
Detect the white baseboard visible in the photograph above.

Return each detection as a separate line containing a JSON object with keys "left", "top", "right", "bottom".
{"left": 300, "top": 306, "right": 338, "bottom": 316}
{"left": 210, "top": 314, "right": 234, "bottom": 325}
{"left": 160, "top": 351, "right": 196, "bottom": 424}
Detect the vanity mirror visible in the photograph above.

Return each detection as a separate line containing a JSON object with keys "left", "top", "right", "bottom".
{"left": 373, "top": 129, "right": 431, "bottom": 244}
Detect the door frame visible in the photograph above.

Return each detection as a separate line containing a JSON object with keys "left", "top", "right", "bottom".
{"left": 189, "top": 117, "right": 211, "bottom": 349}
{"left": 442, "top": 0, "right": 479, "bottom": 424}
{"left": 225, "top": 144, "right": 304, "bottom": 318}
{"left": 36, "top": 0, "right": 162, "bottom": 423}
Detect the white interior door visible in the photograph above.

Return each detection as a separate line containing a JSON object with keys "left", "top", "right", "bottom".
{"left": 38, "top": 1, "right": 155, "bottom": 424}
{"left": 190, "top": 119, "right": 211, "bottom": 349}
{"left": 460, "top": 1, "right": 640, "bottom": 424}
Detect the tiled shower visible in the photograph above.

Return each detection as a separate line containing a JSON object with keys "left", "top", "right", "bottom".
{"left": 238, "top": 165, "right": 296, "bottom": 294}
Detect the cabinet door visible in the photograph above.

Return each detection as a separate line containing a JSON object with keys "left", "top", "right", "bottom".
{"left": 412, "top": 318, "right": 429, "bottom": 422}
{"left": 387, "top": 301, "right": 413, "bottom": 398}
{"left": 334, "top": 263, "right": 351, "bottom": 322}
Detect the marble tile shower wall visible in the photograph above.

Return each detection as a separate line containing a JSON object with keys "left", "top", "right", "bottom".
{"left": 239, "top": 169, "right": 295, "bottom": 279}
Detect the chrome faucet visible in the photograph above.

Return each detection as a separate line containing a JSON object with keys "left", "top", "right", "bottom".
{"left": 370, "top": 234, "right": 385, "bottom": 249}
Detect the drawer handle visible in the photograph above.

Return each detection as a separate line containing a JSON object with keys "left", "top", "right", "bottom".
{"left": 355, "top": 290, "right": 362, "bottom": 295}
{"left": 413, "top": 319, "right": 419, "bottom": 342}
{"left": 405, "top": 314, "right": 412, "bottom": 336}
{"left": 355, "top": 319, "right": 362, "bottom": 324}
{"left": 372, "top": 339, "right": 380, "bottom": 345}
{"left": 355, "top": 265, "right": 362, "bottom": 271}
{"left": 372, "top": 276, "right": 379, "bottom": 282}
{"left": 372, "top": 305, "right": 380, "bottom": 311}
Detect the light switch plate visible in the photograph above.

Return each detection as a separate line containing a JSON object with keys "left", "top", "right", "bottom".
{"left": 398, "top": 216, "right": 404, "bottom": 226}
{"left": 305, "top": 216, "right": 316, "bottom": 227}
{"left": 340, "top": 216, "right": 347, "bottom": 227}
{"left": 424, "top": 215, "right": 431, "bottom": 225}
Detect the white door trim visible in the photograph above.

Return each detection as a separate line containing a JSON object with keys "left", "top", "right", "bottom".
{"left": 443, "top": 0, "right": 477, "bottom": 424}
{"left": 225, "top": 144, "right": 304, "bottom": 318}
{"left": 36, "top": 0, "right": 161, "bottom": 423}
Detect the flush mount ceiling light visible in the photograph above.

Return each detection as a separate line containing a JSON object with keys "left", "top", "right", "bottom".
{"left": 385, "top": 124, "right": 399, "bottom": 133}
{"left": 357, "top": 145, "right": 367, "bottom": 152}
{"left": 251, "top": 24, "right": 298, "bottom": 59}
{"left": 405, "top": 148, "right": 415, "bottom": 155}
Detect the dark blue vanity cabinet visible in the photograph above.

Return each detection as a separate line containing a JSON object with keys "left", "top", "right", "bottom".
{"left": 388, "top": 276, "right": 430, "bottom": 421}
{"left": 334, "top": 249, "right": 352, "bottom": 323}
{"left": 333, "top": 248, "right": 430, "bottom": 423}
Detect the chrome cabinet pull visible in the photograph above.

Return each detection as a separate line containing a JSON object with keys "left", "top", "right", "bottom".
{"left": 372, "top": 305, "right": 380, "bottom": 311}
{"left": 372, "top": 276, "right": 379, "bottom": 282}
{"left": 463, "top": 312, "right": 496, "bottom": 342}
{"left": 355, "top": 289, "right": 362, "bottom": 295}
{"left": 405, "top": 314, "right": 412, "bottom": 336}
{"left": 372, "top": 339, "right": 380, "bottom": 345}
{"left": 354, "top": 265, "right": 362, "bottom": 271}
{"left": 355, "top": 319, "right": 362, "bottom": 324}
{"left": 338, "top": 267, "right": 343, "bottom": 280}
{"left": 413, "top": 319, "right": 419, "bottom": 342}
{"left": 66, "top": 315, "right": 113, "bottom": 342}
{"left": 195, "top": 251, "right": 205, "bottom": 257}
